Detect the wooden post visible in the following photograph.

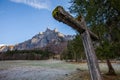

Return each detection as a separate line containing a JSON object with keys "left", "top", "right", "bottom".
{"left": 52, "top": 6, "right": 98, "bottom": 40}
{"left": 52, "top": 6, "right": 103, "bottom": 80}
{"left": 81, "top": 19, "right": 102, "bottom": 79}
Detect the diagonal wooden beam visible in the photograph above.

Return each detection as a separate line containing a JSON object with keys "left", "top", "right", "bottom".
{"left": 52, "top": 6, "right": 103, "bottom": 80}
{"left": 52, "top": 6, "right": 98, "bottom": 40}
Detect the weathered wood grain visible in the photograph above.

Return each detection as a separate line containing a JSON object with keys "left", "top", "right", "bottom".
{"left": 52, "top": 6, "right": 103, "bottom": 80}
{"left": 52, "top": 6, "right": 98, "bottom": 40}
{"left": 81, "top": 30, "right": 102, "bottom": 80}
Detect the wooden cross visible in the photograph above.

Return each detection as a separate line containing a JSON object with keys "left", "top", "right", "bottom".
{"left": 52, "top": 6, "right": 103, "bottom": 80}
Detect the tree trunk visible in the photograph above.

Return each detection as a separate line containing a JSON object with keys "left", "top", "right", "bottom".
{"left": 106, "top": 59, "right": 116, "bottom": 75}
{"left": 75, "top": 53, "right": 77, "bottom": 62}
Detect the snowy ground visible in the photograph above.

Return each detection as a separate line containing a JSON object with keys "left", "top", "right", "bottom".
{"left": 0, "top": 60, "right": 120, "bottom": 80}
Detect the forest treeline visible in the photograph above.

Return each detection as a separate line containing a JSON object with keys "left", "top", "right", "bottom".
{"left": 0, "top": 50, "right": 52, "bottom": 60}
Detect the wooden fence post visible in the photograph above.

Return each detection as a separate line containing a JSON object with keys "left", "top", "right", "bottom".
{"left": 52, "top": 6, "right": 103, "bottom": 80}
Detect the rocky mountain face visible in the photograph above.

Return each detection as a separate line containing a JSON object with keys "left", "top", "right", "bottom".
{"left": 0, "top": 45, "right": 14, "bottom": 52}
{"left": 0, "top": 28, "right": 74, "bottom": 54}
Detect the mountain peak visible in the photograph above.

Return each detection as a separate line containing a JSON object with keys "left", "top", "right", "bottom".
{"left": 54, "top": 28, "right": 58, "bottom": 32}
{"left": 45, "top": 28, "right": 59, "bottom": 33}
{"left": 46, "top": 27, "right": 52, "bottom": 32}
{"left": 0, "top": 28, "right": 75, "bottom": 53}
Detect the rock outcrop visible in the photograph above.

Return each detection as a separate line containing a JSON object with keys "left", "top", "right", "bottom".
{"left": 0, "top": 28, "right": 74, "bottom": 54}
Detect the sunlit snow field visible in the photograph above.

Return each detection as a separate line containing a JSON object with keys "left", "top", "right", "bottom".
{"left": 0, "top": 60, "right": 120, "bottom": 80}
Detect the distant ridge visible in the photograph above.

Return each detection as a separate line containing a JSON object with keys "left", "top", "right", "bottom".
{"left": 0, "top": 28, "right": 74, "bottom": 54}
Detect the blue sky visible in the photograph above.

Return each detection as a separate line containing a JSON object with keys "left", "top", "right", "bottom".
{"left": 0, "top": 0, "right": 76, "bottom": 45}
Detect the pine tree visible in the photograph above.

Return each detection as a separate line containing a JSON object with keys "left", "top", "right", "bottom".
{"left": 69, "top": 0, "right": 120, "bottom": 75}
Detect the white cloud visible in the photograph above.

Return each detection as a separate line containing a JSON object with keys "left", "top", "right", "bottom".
{"left": 10, "top": 0, "right": 51, "bottom": 10}
{"left": 0, "top": 44, "right": 6, "bottom": 47}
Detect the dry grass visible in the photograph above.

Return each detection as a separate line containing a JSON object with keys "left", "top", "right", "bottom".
{"left": 64, "top": 70, "right": 120, "bottom": 80}
{"left": 0, "top": 60, "right": 120, "bottom": 80}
